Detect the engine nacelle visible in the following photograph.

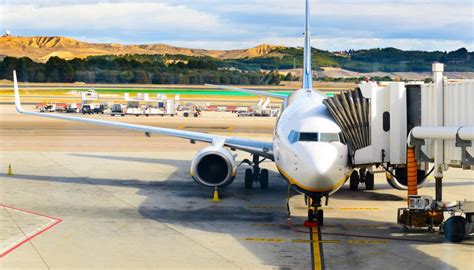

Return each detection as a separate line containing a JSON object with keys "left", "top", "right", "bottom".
{"left": 190, "top": 146, "right": 236, "bottom": 187}
{"left": 386, "top": 168, "right": 430, "bottom": 190}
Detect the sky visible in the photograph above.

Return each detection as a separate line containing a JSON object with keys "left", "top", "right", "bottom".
{"left": 0, "top": 0, "right": 472, "bottom": 51}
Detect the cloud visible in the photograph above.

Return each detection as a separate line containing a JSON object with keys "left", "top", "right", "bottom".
{"left": 0, "top": 0, "right": 472, "bottom": 51}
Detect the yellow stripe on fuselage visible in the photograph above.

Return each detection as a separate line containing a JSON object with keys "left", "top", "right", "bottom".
{"left": 276, "top": 165, "right": 347, "bottom": 193}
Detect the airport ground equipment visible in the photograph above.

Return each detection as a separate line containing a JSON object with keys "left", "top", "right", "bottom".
{"left": 39, "top": 104, "right": 55, "bottom": 113}
{"left": 182, "top": 104, "right": 201, "bottom": 117}
{"left": 110, "top": 104, "right": 125, "bottom": 117}
{"left": 81, "top": 104, "right": 93, "bottom": 115}
{"left": 66, "top": 103, "right": 79, "bottom": 113}
{"left": 397, "top": 195, "right": 444, "bottom": 232}
{"left": 397, "top": 196, "right": 473, "bottom": 242}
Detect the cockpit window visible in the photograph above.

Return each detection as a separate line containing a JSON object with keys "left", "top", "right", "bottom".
{"left": 319, "top": 133, "right": 340, "bottom": 142}
{"left": 298, "top": 132, "right": 319, "bottom": 142}
{"left": 288, "top": 130, "right": 299, "bottom": 143}
{"left": 288, "top": 131, "right": 342, "bottom": 144}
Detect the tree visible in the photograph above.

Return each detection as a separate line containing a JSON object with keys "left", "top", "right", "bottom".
{"left": 284, "top": 72, "right": 294, "bottom": 81}
{"left": 133, "top": 70, "right": 150, "bottom": 84}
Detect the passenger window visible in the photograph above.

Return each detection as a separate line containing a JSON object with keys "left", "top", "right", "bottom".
{"left": 320, "top": 133, "right": 340, "bottom": 142}
{"left": 298, "top": 132, "right": 319, "bottom": 142}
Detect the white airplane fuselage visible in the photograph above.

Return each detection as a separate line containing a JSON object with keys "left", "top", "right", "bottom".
{"left": 273, "top": 89, "right": 351, "bottom": 194}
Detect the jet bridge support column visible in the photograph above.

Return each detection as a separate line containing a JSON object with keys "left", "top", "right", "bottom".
{"left": 432, "top": 63, "right": 445, "bottom": 202}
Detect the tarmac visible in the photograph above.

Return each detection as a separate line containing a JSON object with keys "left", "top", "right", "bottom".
{"left": 0, "top": 105, "right": 473, "bottom": 269}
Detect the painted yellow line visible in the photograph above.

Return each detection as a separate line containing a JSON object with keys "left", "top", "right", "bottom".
{"left": 310, "top": 226, "right": 323, "bottom": 270}
{"left": 292, "top": 239, "right": 340, "bottom": 244}
{"left": 347, "top": 240, "right": 389, "bottom": 244}
{"left": 243, "top": 237, "right": 285, "bottom": 243}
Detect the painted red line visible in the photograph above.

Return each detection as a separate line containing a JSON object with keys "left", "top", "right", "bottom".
{"left": 0, "top": 205, "right": 62, "bottom": 258}
{"left": 0, "top": 204, "right": 62, "bottom": 222}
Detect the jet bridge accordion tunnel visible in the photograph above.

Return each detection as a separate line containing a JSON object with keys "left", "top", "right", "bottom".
{"left": 323, "top": 66, "right": 473, "bottom": 192}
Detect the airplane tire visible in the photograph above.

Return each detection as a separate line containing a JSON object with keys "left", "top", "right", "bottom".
{"left": 365, "top": 172, "right": 374, "bottom": 190}
{"left": 244, "top": 169, "right": 253, "bottom": 189}
{"left": 259, "top": 169, "right": 269, "bottom": 190}
{"left": 350, "top": 171, "right": 359, "bottom": 190}
{"left": 308, "top": 209, "right": 314, "bottom": 221}
{"left": 316, "top": 209, "right": 324, "bottom": 226}
{"left": 443, "top": 216, "right": 467, "bottom": 242}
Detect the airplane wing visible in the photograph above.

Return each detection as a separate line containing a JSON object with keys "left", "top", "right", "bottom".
{"left": 12, "top": 71, "right": 274, "bottom": 160}
{"left": 205, "top": 84, "right": 287, "bottom": 100}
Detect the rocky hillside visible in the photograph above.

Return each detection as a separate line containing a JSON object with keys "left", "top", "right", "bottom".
{"left": 0, "top": 36, "right": 286, "bottom": 62}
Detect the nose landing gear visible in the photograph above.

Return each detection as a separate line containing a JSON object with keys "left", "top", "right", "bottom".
{"left": 242, "top": 155, "right": 269, "bottom": 190}
{"left": 305, "top": 193, "right": 326, "bottom": 226}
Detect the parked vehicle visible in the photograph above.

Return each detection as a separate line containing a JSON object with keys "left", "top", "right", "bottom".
{"left": 40, "top": 104, "right": 55, "bottom": 113}
{"left": 66, "top": 103, "right": 79, "bottom": 113}
{"left": 55, "top": 103, "right": 67, "bottom": 112}
{"left": 81, "top": 105, "right": 93, "bottom": 115}
{"left": 111, "top": 104, "right": 125, "bottom": 117}
{"left": 93, "top": 104, "right": 106, "bottom": 114}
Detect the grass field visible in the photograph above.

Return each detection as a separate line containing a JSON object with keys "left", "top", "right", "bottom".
{"left": 94, "top": 88, "right": 293, "bottom": 96}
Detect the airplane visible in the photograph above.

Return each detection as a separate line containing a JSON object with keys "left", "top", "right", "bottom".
{"left": 12, "top": 0, "right": 351, "bottom": 225}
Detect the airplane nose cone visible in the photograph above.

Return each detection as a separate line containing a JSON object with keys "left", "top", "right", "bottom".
{"left": 297, "top": 143, "right": 346, "bottom": 190}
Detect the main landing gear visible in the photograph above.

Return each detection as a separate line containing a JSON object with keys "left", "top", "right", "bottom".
{"left": 305, "top": 193, "right": 326, "bottom": 226}
{"left": 350, "top": 168, "right": 374, "bottom": 191}
{"left": 241, "top": 155, "right": 269, "bottom": 190}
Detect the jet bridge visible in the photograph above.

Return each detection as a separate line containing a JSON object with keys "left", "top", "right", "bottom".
{"left": 324, "top": 63, "right": 473, "bottom": 178}
{"left": 324, "top": 63, "right": 473, "bottom": 242}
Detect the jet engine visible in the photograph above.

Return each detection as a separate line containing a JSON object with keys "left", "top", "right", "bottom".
{"left": 190, "top": 146, "right": 236, "bottom": 187}
{"left": 386, "top": 167, "right": 430, "bottom": 190}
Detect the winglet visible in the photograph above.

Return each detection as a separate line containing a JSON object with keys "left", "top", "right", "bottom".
{"left": 13, "top": 70, "right": 25, "bottom": 113}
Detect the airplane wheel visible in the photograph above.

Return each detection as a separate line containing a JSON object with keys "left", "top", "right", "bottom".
{"left": 308, "top": 209, "right": 314, "bottom": 221}
{"left": 350, "top": 170, "right": 359, "bottom": 190}
{"left": 443, "top": 216, "right": 467, "bottom": 242}
{"left": 244, "top": 169, "right": 253, "bottom": 189}
{"left": 259, "top": 169, "right": 269, "bottom": 190}
{"left": 365, "top": 172, "right": 374, "bottom": 190}
{"left": 316, "top": 209, "right": 324, "bottom": 226}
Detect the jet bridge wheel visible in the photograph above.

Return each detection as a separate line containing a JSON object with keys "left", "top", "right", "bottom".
{"left": 350, "top": 170, "right": 359, "bottom": 190}
{"left": 365, "top": 172, "right": 374, "bottom": 190}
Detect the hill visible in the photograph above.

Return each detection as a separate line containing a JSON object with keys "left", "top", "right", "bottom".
{"left": 1, "top": 36, "right": 473, "bottom": 74}
{"left": 0, "top": 36, "right": 286, "bottom": 62}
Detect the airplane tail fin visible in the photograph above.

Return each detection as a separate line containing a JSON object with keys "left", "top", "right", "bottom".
{"left": 302, "top": 0, "right": 313, "bottom": 91}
